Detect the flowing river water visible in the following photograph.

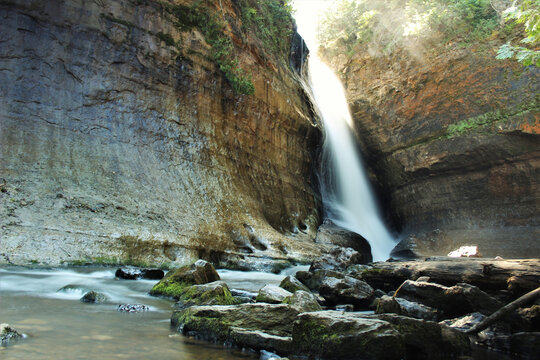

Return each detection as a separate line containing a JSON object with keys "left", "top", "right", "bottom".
{"left": 0, "top": 266, "right": 304, "bottom": 359}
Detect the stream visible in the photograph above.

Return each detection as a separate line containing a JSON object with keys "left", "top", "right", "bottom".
{"left": 0, "top": 266, "right": 304, "bottom": 359}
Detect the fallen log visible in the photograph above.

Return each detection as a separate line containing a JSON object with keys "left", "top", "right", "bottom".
{"left": 465, "top": 286, "right": 540, "bottom": 335}
{"left": 360, "top": 258, "right": 540, "bottom": 294}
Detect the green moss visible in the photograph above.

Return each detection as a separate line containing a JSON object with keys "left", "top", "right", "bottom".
{"left": 445, "top": 99, "right": 540, "bottom": 138}
{"left": 180, "top": 285, "right": 238, "bottom": 306}
{"left": 156, "top": 32, "right": 175, "bottom": 46}
{"left": 173, "top": 309, "right": 232, "bottom": 340}
{"left": 159, "top": 1, "right": 255, "bottom": 95}
{"left": 294, "top": 318, "right": 343, "bottom": 353}
{"left": 236, "top": 0, "right": 294, "bottom": 62}
{"left": 150, "top": 280, "right": 190, "bottom": 298}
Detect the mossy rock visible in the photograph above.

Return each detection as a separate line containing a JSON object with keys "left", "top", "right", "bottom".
{"left": 150, "top": 259, "right": 220, "bottom": 299}
{"left": 291, "top": 311, "right": 403, "bottom": 359}
{"left": 80, "top": 291, "right": 108, "bottom": 303}
{"left": 256, "top": 284, "right": 292, "bottom": 304}
{"left": 279, "top": 275, "right": 310, "bottom": 293}
{"left": 283, "top": 290, "right": 322, "bottom": 312}
{"left": 175, "top": 281, "right": 239, "bottom": 309}
{"left": 171, "top": 303, "right": 300, "bottom": 340}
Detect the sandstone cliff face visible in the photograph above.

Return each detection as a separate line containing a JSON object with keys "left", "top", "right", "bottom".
{"left": 0, "top": 0, "right": 323, "bottom": 268}
{"left": 323, "top": 39, "right": 539, "bottom": 258}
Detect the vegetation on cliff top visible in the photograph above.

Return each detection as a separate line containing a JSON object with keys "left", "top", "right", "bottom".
{"left": 158, "top": 0, "right": 294, "bottom": 95}
{"left": 317, "top": 0, "right": 539, "bottom": 68}
{"left": 496, "top": 0, "right": 540, "bottom": 67}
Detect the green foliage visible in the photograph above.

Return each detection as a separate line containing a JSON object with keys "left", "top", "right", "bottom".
{"left": 318, "top": 0, "right": 499, "bottom": 57}
{"left": 236, "top": 0, "right": 295, "bottom": 60}
{"left": 445, "top": 99, "right": 540, "bottom": 137}
{"left": 497, "top": 0, "right": 540, "bottom": 66}
{"left": 162, "top": 0, "right": 264, "bottom": 95}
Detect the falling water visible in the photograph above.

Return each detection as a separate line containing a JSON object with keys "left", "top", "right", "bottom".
{"left": 294, "top": 1, "right": 396, "bottom": 261}
{"left": 308, "top": 58, "right": 396, "bottom": 261}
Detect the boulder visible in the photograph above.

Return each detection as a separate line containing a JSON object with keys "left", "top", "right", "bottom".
{"left": 284, "top": 291, "right": 322, "bottom": 312}
{"left": 517, "top": 305, "right": 540, "bottom": 331}
{"left": 376, "top": 295, "right": 438, "bottom": 321}
{"left": 174, "top": 281, "right": 238, "bottom": 309}
{"left": 310, "top": 247, "right": 366, "bottom": 272}
{"left": 375, "top": 313, "right": 471, "bottom": 359}
{"left": 172, "top": 303, "right": 299, "bottom": 353}
{"left": 0, "top": 324, "right": 24, "bottom": 345}
{"left": 439, "top": 312, "right": 486, "bottom": 332}
{"left": 319, "top": 276, "right": 374, "bottom": 309}
{"left": 80, "top": 291, "right": 108, "bottom": 303}
{"left": 480, "top": 332, "right": 540, "bottom": 359}
{"left": 117, "top": 304, "right": 150, "bottom": 312}
{"left": 395, "top": 280, "right": 502, "bottom": 317}
{"left": 292, "top": 311, "right": 404, "bottom": 359}
{"left": 279, "top": 275, "right": 310, "bottom": 293}
{"left": 295, "top": 269, "right": 345, "bottom": 292}
{"left": 150, "top": 260, "right": 220, "bottom": 298}
{"left": 314, "top": 222, "right": 372, "bottom": 262}
{"left": 256, "top": 285, "right": 293, "bottom": 304}
{"left": 115, "top": 267, "right": 165, "bottom": 280}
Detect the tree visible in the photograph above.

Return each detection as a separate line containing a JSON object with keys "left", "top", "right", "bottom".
{"left": 496, "top": 0, "right": 540, "bottom": 66}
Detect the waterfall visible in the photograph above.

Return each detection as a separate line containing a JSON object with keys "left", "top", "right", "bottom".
{"left": 293, "top": 1, "right": 396, "bottom": 261}
{"left": 308, "top": 57, "right": 396, "bottom": 261}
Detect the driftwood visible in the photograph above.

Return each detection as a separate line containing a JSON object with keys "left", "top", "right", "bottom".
{"left": 465, "top": 286, "right": 540, "bottom": 335}
{"left": 362, "top": 258, "right": 540, "bottom": 294}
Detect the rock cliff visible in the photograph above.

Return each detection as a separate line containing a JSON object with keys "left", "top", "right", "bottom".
{"left": 321, "top": 22, "right": 539, "bottom": 258}
{"left": 0, "top": 0, "right": 323, "bottom": 268}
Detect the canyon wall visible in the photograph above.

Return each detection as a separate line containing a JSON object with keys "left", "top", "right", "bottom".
{"left": 0, "top": 0, "right": 324, "bottom": 269}
{"left": 322, "top": 30, "right": 539, "bottom": 258}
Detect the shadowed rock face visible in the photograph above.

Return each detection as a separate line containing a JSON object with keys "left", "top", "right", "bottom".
{"left": 0, "top": 0, "right": 325, "bottom": 267}
{"left": 322, "top": 37, "right": 539, "bottom": 258}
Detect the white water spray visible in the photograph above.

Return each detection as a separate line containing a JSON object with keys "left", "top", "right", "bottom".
{"left": 294, "top": 1, "right": 396, "bottom": 261}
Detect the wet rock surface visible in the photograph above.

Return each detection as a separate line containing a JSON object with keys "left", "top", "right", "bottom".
{"left": 283, "top": 290, "right": 322, "bottom": 313}
{"left": 0, "top": 324, "right": 24, "bottom": 346}
{"left": 117, "top": 304, "right": 150, "bottom": 313}
{"left": 376, "top": 295, "right": 439, "bottom": 321}
{"left": 319, "top": 275, "right": 374, "bottom": 309}
{"left": 314, "top": 222, "right": 373, "bottom": 262}
{"left": 115, "top": 268, "right": 164, "bottom": 280}
{"left": 256, "top": 285, "right": 293, "bottom": 304}
{"left": 80, "top": 291, "right": 108, "bottom": 303}
{"left": 279, "top": 275, "right": 310, "bottom": 294}
{"left": 310, "top": 246, "right": 368, "bottom": 272}
{"left": 174, "top": 281, "right": 238, "bottom": 310}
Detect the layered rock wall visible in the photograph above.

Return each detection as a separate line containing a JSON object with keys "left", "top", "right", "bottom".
{"left": 0, "top": 0, "right": 323, "bottom": 267}
{"left": 323, "top": 37, "right": 539, "bottom": 258}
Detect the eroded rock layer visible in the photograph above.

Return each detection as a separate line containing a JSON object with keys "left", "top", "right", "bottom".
{"left": 323, "top": 37, "right": 539, "bottom": 258}
{"left": 0, "top": 0, "right": 323, "bottom": 267}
